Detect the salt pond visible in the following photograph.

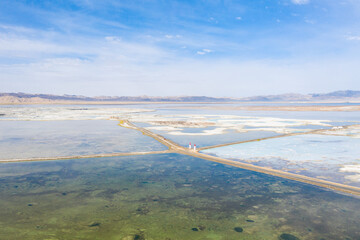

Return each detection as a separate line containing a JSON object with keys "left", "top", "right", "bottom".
{"left": 149, "top": 127, "right": 279, "bottom": 148}
{"left": 0, "top": 154, "right": 359, "bottom": 240}
{"left": 0, "top": 120, "right": 166, "bottom": 160}
{"left": 1, "top": 104, "right": 360, "bottom": 239}
{"left": 202, "top": 134, "right": 360, "bottom": 186}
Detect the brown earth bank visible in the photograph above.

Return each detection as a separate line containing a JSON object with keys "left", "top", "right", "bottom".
{"left": 0, "top": 150, "right": 172, "bottom": 163}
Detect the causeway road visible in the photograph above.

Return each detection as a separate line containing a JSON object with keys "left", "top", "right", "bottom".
{"left": 120, "top": 120, "right": 360, "bottom": 197}
{"left": 1, "top": 120, "right": 359, "bottom": 197}
{"left": 198, "top": 126, "right": 355, "bottom": 151}
{"left": 0, "top": 150, "right": 172, "bottom": 163}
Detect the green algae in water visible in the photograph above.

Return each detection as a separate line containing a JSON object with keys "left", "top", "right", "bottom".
{"left": 0, "top": 153, "right": 359, "bottom": 240}
{"left": 279, "top": 233, "right": 300, "bottom": 240}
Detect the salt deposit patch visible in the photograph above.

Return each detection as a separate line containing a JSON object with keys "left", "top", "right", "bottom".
{"left": 146, "top": 126, "right": 182, "bottom": 131}
{"left": 340, "top": 164, "right": 360, "bottom": 174}
{"left": 321, "top": 125, "right": 360, "bottom": 138}
{"left": 0, "top": 107, "right": 154, "bottom": 121}
{"left": 344, "top": 175, "right": 360, "bottom": 182}
{"left": 130, "top": 114, "right": 333, "bottom": 135}
{"left": 167, "top": 127, "right": 228, "bottom": 136}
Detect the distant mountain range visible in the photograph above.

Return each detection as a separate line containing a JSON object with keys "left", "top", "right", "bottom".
{"left": 0, "top": 90, "right": 360, "bottom": 104}
{"left": 241, "top": 90, "right": 360, "bottom": 102}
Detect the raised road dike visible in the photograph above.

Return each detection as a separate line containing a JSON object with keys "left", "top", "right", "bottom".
{"left": 1, "top": 119, "right": 360, "bottom": 197}
{"left": 118, "top": 120, "right": 360, "bottom": 197}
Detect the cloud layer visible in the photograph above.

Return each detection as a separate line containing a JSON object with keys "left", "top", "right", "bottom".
{"left": 291, "top": 0, "right": 310, "bottom": 5}
{"left": 0, "top": 0, "right": 360, "bottom": 96}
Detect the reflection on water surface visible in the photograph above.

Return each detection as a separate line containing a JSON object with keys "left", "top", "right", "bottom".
{"left": 0, "top": 120, "right": 166, "bottom": 160}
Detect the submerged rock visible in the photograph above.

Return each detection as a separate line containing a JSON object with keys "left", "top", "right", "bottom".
{"left": 133, "top": 234, "right": 144, "bottom": 240}
{"left": 279, "top": 233, "right": 300, "bottom": 240}
{"left": 198, "top": 225, "right": 206, "bottom": 231}
{"left": 234, "top": 227, "right": 243, "bottom": 232}
{"left": 136, "top": 206, "right": 150, "bottom": 215}
{"left": 133, "top": 232, "right": 146, "bottom": 240}
{"left": 88, "top": 222, "right": 101, "bottom": 227}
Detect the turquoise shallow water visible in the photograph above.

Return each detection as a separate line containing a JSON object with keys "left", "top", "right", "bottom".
{"left": 0, "top": 154, "right": 359, "bottom": 240}
{"left": 0, "top": 120, "right": 167, "bottom": 160}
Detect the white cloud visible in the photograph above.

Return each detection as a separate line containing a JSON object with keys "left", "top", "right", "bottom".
{"left": 1, "top": 20, "right": 360, "bottom": 97}
{"left": 1, "top": 53, "right": 360, "bottom": 97}
{"left": 304, "top": 20, "right": 315, "bottom": 24}
{"left": 347, "top": 36, "right": 360, "bottom": 41}
{"left": 291, "top": 0, "right": 310, "bottom": 5}
{"left": 0, "top": 37, "right": 83, "bottom": 58}
{"left": 197, "top": 49, "right": 213, "bottom": 55}
{"left": 0, "top": 24, "right": 37, "bottom": 34}
{"left": 236, "top": 16, "right": 242, "bottom": 20}
{"left": 105, "top": 36, "right": 122, "bottom": 42}
{"left": 208, "top": 17, "right": 218, "bottom": 24}
{"left": 164, "top": 34, "right": 182, "bottom": 39}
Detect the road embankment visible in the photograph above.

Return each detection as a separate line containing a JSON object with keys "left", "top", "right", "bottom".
{"left": 0, "top": 150, "right": 172, "bottom": 163}
{"left": 180, "top": 150, "right": 360, "bottom": 197}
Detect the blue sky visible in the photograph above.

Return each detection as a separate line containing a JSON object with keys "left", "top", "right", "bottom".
{"left": 0, "top": 0, "right": 360, "bottom": 97}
